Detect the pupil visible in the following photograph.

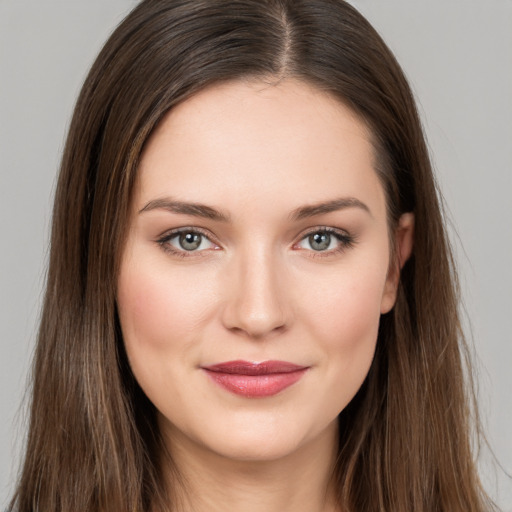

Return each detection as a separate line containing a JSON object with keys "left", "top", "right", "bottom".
{"left": 179, "top": 232, "right": 201, "bottom": 250}
{"left": 310, "top": 232, "right": 330, "bottom": 251}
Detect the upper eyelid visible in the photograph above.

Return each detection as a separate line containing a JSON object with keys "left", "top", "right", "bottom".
{"left": 158, "top": 226, "right": 217, "bottom": 242}
{"left": 301, "top": 226, "right": 348, "bottom": 233}
{"left": 296, "top": 226, "right": 352, "bottom": 239}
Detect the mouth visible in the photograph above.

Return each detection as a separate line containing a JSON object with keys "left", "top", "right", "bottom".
{"left": 201, "top": 360, "right": 309, "bottom": 398}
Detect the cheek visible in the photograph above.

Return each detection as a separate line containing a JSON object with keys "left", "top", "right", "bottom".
{"left": 302, "top": 260, "right": 385, "bottom": 340}
{"left": 116, "top": 256, "right": 217, "bottom": 380}
{"left": 297, "top": 259, "right": 387, "bottom": 395}
{"left": 116, "top": 255, "right": 224, "bottom": 428}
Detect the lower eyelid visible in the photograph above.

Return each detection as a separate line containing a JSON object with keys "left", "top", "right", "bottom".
{"left": 303, "top": 235, "right": 356, "bottom": 255}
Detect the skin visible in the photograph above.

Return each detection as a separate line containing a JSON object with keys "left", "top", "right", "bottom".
{"left": 117, "top": 79, "right": 414, "bottom": 512}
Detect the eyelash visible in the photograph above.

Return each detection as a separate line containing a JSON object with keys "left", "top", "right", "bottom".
{"left": 156, "top": 227, "right": 219, "bottom": 258}
{"left": 294, "top": 227, "right": 357, "bottom": 258}
{"left": 156, "top": 226, "right": 357, "bottom": 258}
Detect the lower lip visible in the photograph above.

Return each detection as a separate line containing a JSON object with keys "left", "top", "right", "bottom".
{"left": 203, "top": 369, "right": 308, "bottom": 398}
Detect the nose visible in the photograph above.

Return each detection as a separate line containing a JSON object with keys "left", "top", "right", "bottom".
{"left": 221, "top": 247, "right": 289, "bottom": 339}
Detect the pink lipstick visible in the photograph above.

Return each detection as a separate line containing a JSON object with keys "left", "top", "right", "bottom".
{"left": 201, "top": 360, "right": 308, "bottom": 398}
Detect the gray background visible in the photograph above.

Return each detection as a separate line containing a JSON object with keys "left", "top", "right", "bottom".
{"left": 1, "top": 0, "right": 511, "bottom": 509}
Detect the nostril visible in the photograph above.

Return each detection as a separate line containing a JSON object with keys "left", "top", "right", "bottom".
{"left": 221, "top": 294, "right": 289, "bottom": 339}
{"left": 224, "top": 311, "right": 288, "bottom": 339}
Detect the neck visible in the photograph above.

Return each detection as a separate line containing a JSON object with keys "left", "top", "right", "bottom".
{"left": 158, "top": 420, "right": 340, "bottom": 512}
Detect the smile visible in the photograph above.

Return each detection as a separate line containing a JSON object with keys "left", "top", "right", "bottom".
{"left": 201, "top": 360, "right": 309, "bottom": 398}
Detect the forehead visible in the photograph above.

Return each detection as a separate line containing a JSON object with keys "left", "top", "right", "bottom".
{"left": 135, "top": 79, "right": 386, "bottom": 219}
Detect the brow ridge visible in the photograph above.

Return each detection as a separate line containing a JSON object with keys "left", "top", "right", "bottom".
{"left": 139, "top": 198, "right": 230, "bottom": 222}
{"left": 139, "top": 196, "right": 370, "bottom": 222}
{"left": 290, "top": 197, "right": 371, "bottom": 220}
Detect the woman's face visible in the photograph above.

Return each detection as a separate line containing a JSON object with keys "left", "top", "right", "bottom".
{"left": 117, "top": 79, "right": 409, "bottom": 463}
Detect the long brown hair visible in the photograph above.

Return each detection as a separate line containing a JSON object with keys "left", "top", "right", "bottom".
{"left": 10, "top": 1, "right": 495, "bottom": 510}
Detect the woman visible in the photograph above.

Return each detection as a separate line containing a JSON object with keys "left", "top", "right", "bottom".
{"left": 9, "top": 1, "right": 497, "bottom": 511}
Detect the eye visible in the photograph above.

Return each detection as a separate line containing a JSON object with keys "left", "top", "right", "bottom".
{"left": 174, "top": 232, "right": 207, "bottom": 251}
{"left": 157, "top": 228, "right": 219, "bottom": 255}
{"left": 295, "top": 228, "right": 355, "bottom": 254}
{"left": 305, "top": 232, "right": 334, "bottom": 251}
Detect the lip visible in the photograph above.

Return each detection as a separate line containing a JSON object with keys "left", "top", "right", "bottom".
{"left": 201, "top": 360, "right": 309, "bottom": 398}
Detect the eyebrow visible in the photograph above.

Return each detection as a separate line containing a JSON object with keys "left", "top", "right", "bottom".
{"left": 139, "top": 196, "right": 371, "bottom": 222}
{"left": 139, "top": 198, "right": 231, "bottom": 222}
{"left": 290, "top": 197, "right": 372, "bottom": 220}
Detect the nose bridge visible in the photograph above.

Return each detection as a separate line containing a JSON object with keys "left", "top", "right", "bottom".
{"left": 222, "top": 241, "right": 288, "bottom": 338}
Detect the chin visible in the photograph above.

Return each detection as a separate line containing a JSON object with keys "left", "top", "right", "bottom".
{"left": 162, "top": 408, "right": 339, "bottom": 465}
{"left": 207, "top": 432, "right": 306, "bottom": 463}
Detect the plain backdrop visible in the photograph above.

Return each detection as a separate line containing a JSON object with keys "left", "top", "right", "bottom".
{"left": 1, "top": 0, "right": 511, "bottom": 509}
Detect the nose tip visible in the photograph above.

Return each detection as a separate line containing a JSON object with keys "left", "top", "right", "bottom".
{"left": 221, "top": 254, "right": 289, "bottom": 339}
{"left": 227, "top": 315, "right": 286, "bottom": 340}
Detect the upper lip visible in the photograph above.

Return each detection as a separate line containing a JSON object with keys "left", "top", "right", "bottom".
{"left": 202, "top": 360, "right": 308, "bottom": 375}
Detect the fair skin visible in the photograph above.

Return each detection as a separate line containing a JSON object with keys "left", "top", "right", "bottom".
{"left": 117, "top": 79, "right": 414, "bottom": 512}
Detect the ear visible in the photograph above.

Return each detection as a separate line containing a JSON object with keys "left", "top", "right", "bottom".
{"left": 380, "top": 212, "right": 414, "bottom": 314}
